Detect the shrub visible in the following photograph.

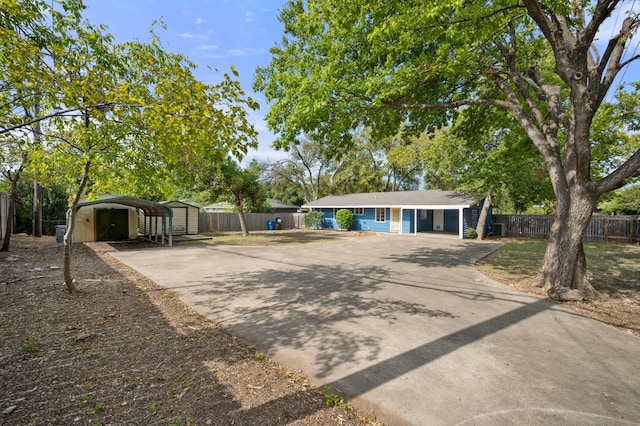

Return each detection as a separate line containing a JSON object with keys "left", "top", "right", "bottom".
{"left": 335, "top": 209, "right": 355, "bottom": 231}
{"left": 304, "top": 211, "right": 324, "bottom": 229}
{"left": 465, "top": 227, "right": 478, "bottom": 239}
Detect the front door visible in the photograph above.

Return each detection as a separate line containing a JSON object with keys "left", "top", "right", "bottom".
{"left": 96, "top": 209, "right": 129, "bottom": 241}
{"left": 390, "top": 208, "right": 401, "bottom": 233}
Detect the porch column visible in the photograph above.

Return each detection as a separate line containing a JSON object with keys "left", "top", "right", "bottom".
{"left": 458, "top": 207, "right": 464, "bottom": 239}
{"left": 414, "top": 209, "right": 417, "bottom": 235}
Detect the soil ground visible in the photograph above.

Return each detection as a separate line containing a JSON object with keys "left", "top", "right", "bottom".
{"left": 0, "top": 235, "right": 380, "bottom": 425}
{"left": 1, "top": 233, "right": 637, "bottom": 424}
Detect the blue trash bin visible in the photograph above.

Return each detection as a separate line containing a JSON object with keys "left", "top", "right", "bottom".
{"left": 267, "top": 221, "right": 274, "bottom": 230}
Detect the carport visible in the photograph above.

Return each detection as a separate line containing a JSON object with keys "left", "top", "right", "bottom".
{"left": 76, "top": 196, "right": 174, "bottom": 246}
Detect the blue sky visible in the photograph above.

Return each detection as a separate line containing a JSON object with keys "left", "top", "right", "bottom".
{"left": 82, "top": 1, "right": 639, "bottom": 165}
{"left": 83, "top": 0, "right": 289, "bottom": 163}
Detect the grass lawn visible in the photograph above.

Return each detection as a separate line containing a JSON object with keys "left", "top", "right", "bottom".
{"left": 176, "top": 229, "right": 374, "bottom": 246}
{"left": 477, "top": 239, "right": 640, "bottom": 335}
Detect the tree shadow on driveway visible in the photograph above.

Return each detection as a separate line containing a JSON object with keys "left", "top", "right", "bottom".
{"left": 187, "top": 261, "right": 458, "bottom": 379}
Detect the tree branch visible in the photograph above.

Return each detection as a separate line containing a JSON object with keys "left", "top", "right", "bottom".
{"left": 596, "top": 148, "right": 640, "bottom": 195}
{"left": 0, "top": 102, "right": 143, "bottom": 135}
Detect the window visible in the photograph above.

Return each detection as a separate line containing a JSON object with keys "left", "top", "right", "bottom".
{"left": 420, "top": 209, "right": 427, "bottom": 220}
{"left": 375, "top": 208, "right": 386, "bottom": 222}
{"left": 354, "top": 207, "right": 364, "bottom": 216}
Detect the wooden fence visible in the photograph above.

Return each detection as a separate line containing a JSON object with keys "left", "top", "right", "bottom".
{"left": 492, "top": 214, "right": 640, "bottom": 243}
{"left": 199, "top": 212, "right": 306, "bottom": 233}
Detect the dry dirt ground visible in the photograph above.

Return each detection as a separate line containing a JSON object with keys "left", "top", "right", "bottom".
{"left": 2, "top": 234, "right": 637, "bottom": 425}
{"left": 0, "top": 235, "right": 381, "bottom": 426}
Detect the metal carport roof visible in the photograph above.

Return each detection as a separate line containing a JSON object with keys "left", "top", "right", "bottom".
{"left": 75, "top": 196, "right": 174, "bottom": 245}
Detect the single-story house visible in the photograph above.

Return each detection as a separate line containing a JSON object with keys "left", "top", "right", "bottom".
{"left": 302, "top": 190, "right": 490, "bottom": 239}
{"left": 268, "top": 198, "right": 300, "bottom": 213}
{"left": 70, "top": 194, "right": 174, "bottom": 245}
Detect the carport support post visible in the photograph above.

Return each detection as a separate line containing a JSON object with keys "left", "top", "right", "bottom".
{"left": 162, "top": 216, "right": 166, "bottom": 246}
{"left": 458, "top": 207, "right": 464, "bottom": 239}
{"left": 168, "top": 212, "right": 172, "bottom": 246}
{"left": 154, "top": 216, "right": 158, "bottom": 243}
{"left": 414, "top": 209, "right": 417, "bottom": 235}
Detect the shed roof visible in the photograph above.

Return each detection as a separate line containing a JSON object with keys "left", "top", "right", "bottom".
{"left": 76, "top": 196, "right": 173, "bottom": 217}
{"left": 161, "top": 200, "right": 201, "bottom": 209}
{"left": 302, "top": 190, "right": 476, "bottom": 209}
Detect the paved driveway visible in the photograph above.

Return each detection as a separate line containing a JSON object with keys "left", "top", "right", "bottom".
{"left": 110, "top": 234, "right": 640, "bottom": 425}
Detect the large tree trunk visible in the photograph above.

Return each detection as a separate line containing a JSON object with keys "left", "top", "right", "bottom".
{"left": 536, "top": 185, "right": 599, "bottom": 300}
{"left": 33, "top": 182, "right": 42, "bottom": 237}
{"left": 1, "top": 177, "right": 18, "bottom": 252}
{"left": 234, "top": 194, "right": 250, "bottom": 237}
{"left": 476, "top": 189, "right": 493, "bottom": 240}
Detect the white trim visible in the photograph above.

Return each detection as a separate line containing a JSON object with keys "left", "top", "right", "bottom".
{"left": 303, "top": 204, "right": 472, "bottom": 210}
{"left": 459, "top": 207, "right": 465, "bottom": 239}
{"left": 390, "top": 208, "right": 401, "bottom": 233}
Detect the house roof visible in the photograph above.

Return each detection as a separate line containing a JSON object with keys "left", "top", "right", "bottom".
{"left": 302, "top": 190, "right": 476, "bottom": 209}
{"left": 76, "top": 195, "right": 173, "bottom": 217}
{"left": 268, "top": 198, "right": 300, "bottom": 209}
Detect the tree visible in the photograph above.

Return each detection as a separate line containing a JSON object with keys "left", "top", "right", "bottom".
{"left": 598, "top": 184, "right": 640, "bottom": 215}
{"left": 196, "top": 157, "right": 268, "bottom": 237}
{"left": 2, "top": 1, "right": 258, "bottom": 291}
{"left": 261, "top": 137, "right": 344, "bottom": 203}
{"left": 255, "top": 0, "right": 640, "bottom": 299}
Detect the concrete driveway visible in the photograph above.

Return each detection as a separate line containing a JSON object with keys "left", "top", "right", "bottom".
{"left": 110, "top": 234, "right": 640, "bottom": 425}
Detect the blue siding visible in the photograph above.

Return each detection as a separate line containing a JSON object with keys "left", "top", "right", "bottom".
{"left": 417, "top": 209, "right": 433, "bottom": 232}
{"left": 402, "top": 209, "right": 414, "bottom": 234}
{"left": 443, "top": 210, "right": 459, "bottom": 233}
{"left": 462, "top": 206, "right": 492, "bottom": 237}
{"left": 312, "top": 206, "right": 491, "bottom": 238}
{"left": 356, "top": 208, "right": 390, "bottom": 232}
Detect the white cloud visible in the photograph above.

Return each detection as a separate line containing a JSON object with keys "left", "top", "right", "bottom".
{"left": 177, "top": 33, "right": 195, "bottom": 39}
{"left": 195, "top": 44, "right": 219, "bottom": 52}
{"left": 195, "top": 17, "right": 208, "bottom": 25}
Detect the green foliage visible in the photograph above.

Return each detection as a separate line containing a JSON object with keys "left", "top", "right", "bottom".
{"left": 20, "top": 337, "right": 41, "bottom": 353}
{"left": 304, "top": 211, "right": 324, "bottom": 229}
{"left": 335, "top": 209, "right": 354, "bottom": 230}
{"left": 255, "top": 0, "right": 640, "bottom": 218}
{"left": 9, "top": 180, "right": 68, "bottom": 234}
{"left": 321, "top": 385, "right": 346, "bottom": 408}
{"left": 465, "top": 227, "right": 478, "bottom": 239}
{"left": 598, "top": 185, "right": 640, "bottom": 215}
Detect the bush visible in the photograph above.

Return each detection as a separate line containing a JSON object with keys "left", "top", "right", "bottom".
{"left": 304, "top": 211, "right": 324, "bottom": 229}
{"left": 465, "top": 227, "right": 478, "bottom": 239}
{"left": 335, "top": 209, "right": 354, "bottom": 231}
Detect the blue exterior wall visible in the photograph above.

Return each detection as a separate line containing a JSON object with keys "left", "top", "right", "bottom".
{"left": 462, "top": 206, "right": 492, "bottom": 236}
{"left": 443, "top": 210, "right": 459, "bottom": 233}
{"left": 317, "top": 207, "right": 392, "bottom": 232}
{"left": 355, "top": 208, "right": 391, "bottom": 232}
{"left": 402, "top": 209, "right": 414, "bottom": 234}
{"left": 417, "top": 209, "right": 433, "bottom": 232}
{"left": 312, "top": 206, "right": 492, "bottom": 238}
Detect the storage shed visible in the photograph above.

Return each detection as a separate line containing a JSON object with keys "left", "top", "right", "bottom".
{"left": 71, "top": 195, "right": 139, "bottom": 243}
{"left": 161, "top": 201, "right": 199, "bottom": 235}
{"left": 72, "top": 194, "right": 174, "bottom": 245}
